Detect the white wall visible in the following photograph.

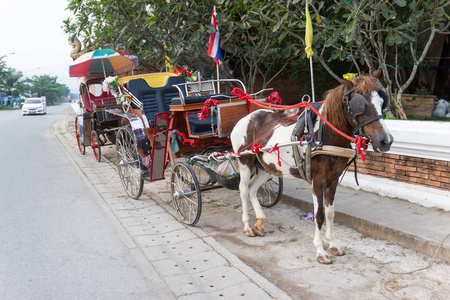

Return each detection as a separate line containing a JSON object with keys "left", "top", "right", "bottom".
{"left": 384, "top": 120, "right": 450, "bottom": 162}
{"left": 341, "top": 120, "right": 450, "bottom": 211}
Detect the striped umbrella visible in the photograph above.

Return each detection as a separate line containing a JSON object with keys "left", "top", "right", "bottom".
{"left": 69, "top": 49, "right": 139, "bottom": 78}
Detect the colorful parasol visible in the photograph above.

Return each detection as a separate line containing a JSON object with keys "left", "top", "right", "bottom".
{"left": 69, "top": 49, "right": 139, "bottom": 78}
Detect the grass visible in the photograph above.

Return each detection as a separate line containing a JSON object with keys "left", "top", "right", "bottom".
{"left": 0, "top": 106, "right": 19, "bottom": 110}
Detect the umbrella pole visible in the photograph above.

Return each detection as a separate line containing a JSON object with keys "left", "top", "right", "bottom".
{"left": 102, "top": 60, "right": 106, "bottom": 78}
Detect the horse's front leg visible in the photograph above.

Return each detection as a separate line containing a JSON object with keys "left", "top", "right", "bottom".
{"left": 325, "top": 182, "right": 345, "bottom": 256}
{"left": 248, "top": 170, "right": 271, "bottom": 237}
{"left": 312, "top": 181, "right": 332, "bottom": 264}
{"left": 239, "top": 164, "right": 255, "bottom": 237}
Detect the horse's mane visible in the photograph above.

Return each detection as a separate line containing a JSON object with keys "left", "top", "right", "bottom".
{"left": 322, "top": 75, "right": 379, "bottom": 131}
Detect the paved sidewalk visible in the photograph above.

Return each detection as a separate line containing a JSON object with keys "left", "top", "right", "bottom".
{"left": 55, "top": 106, "right": 449, "bottom": 299}
{"left": 281, "top": 178, "right": 450, "bottom": 264}
{"left": 54, "top": 108, "right": 292, "bottom": 299}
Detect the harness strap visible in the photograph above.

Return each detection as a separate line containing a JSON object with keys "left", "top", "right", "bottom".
{"left": 340, "top": 155, "right": 360, "bottom": 186}
{"left": 353, "top": 114, "right": 384, "bottom": 136}
{"left": 311, "top": 145, "right": 355, "bottom": 158}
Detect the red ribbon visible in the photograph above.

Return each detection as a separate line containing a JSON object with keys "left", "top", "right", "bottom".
{"left": 251, "top": 144, "right": 264, "bottom": 154}
{"left": 267, "top": 143, "right": 282, "bottom": 166}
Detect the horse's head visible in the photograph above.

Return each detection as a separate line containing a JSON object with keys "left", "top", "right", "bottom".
{"left": 337, "top": 70, "right": 393, "bottom": 152}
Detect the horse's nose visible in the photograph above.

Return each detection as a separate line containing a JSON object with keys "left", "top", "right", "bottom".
{"left": 379, "top": 133, "right": 394, "bottom": 151}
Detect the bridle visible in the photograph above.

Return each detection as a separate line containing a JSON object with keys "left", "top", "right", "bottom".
{"left": 343, "top": 83, "right": 388, "bottom": 136}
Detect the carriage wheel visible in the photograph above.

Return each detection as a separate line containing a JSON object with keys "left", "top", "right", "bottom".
{"left": 116, "top": 127, "right": 144, "bottom": 199}
{"left": 75, "top": 116, "right": 85, "bottom": 155}
{"left": 257, "top": 176, "right": 283, "bottom": 208}
{"left": 91, "top": 131, "right": 101, "bottom": 162}
{"left": 171, "top": 161, "right": 202, "bottom": 226}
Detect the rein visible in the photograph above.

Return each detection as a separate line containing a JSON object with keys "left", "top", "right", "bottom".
{"left": 231, "top": 88, "right": 370, "bottom": 161}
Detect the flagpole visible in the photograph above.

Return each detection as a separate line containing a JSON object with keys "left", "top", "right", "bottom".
{"left": 305, "top": 1, "right": 315, "bottom": 102}
{"left": 216, "top": 64, "right": 220, "bottom": 93}
{"left": 310, "top": 57, "right": 315, "bottom": 102}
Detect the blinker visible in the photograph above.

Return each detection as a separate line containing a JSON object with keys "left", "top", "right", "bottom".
{"left": 379, "top": 90, "right": 389, "bottom": 110}
{"left": 349, "top": 93, "right": 366, "bottom": 117}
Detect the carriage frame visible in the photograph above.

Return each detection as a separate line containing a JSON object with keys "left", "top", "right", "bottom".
{"left": 74, "top": 72, "right": 284, "bottom": 226}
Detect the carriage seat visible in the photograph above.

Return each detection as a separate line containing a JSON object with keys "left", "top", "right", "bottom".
{"left": 186, "top": 112, "right": 218, "bottom": 136}
{"left": 127, "top": 76, "right": 186, "bottom": 127}
{"left": 171, "top": 93, "right": 234, "bottom": 105}
{"left": 171, "top": 80, "right": 235, "bottom": 105}
{"left": 82, "top": 91, "right": 116, "bottom": 112}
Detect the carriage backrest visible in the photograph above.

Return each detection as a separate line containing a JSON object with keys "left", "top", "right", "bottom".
{"left": 186, "top": 81, "right": 216, "bottom": 95}
{"left": 81, "top": 90, "right": 115, "bottom": 112}
{"left": 160, "top": 76, "right": 186, "bottom": 111}
{"left": 127, "top": 76, "right": 186, "bottom": 126}
{"left": 128, "top": 78, "right": 159, "bottom": 126}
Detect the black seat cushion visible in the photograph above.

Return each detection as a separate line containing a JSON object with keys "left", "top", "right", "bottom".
{"left": 171, "top": 93, "right": 234, "bottom": 105}
{"left": 187, "top": 112, "right": 217, "bottom": 136}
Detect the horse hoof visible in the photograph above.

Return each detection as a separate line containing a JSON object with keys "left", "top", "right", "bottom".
{"left": 254, "top": 227, "right": 265, "bottom": 237}
{"left": 330, "top": 247, "right": 345, "bottom": 256}
{"left": 317, "top": 255, "right": 333, "bottom": 264}
{"left": 244, "top": 229, "right": 256, "bottom": 237}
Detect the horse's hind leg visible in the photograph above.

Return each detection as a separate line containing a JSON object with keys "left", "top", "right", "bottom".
{"left": 312, "top": 181, "right": 332, "bottom": 264}
{"left": 247, "top": 170, "right": 271, "bottom": 237}
{"left": 238, "top": 162, "right": 256, "bottom": 237}
{"left": 325, "top": 182, "right": 345, "bottom": 256}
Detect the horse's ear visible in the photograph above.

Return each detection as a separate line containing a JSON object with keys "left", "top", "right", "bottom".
{"left": 337, "top": 77, "right": 353, "bottom": 90}
{"left": 373, "top": 68, "right": 382, "bottom": 79}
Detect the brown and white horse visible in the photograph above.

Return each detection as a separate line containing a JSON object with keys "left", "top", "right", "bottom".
{"left": 230, "top": 71, "right": 393, "bottom": 264}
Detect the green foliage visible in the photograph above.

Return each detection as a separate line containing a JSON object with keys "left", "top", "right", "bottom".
{"left": 28, "top": 75, "right": 70, "bottom": 104}
{"left": 63, "top": 0, "right": 449, "bottom": 111}
{"left": 0, "top": 67, "right": 23, "bottom": 96}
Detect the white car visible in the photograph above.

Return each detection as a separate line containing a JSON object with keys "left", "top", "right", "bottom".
{"left": 22, "top": 98, "right": 47, "bottom": 115}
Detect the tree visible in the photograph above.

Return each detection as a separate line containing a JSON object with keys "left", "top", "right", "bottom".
{"left": 0, "top": 67, "right": 23, "bottom": 97}
{"left": 63, "top": 0, "right": 295, "bottom": 93}
{"left": 245, "top": 0, "right": 449, "bottom": 118}
{"left": 64, "top": 0, "right": 450, "bottom": 117}
{"left": 28, "top": 75, "right": 69, "bottom": 104}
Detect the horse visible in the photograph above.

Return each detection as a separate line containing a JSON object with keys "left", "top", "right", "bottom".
{"left": 230, "top": 71, "right": 393, "bottom": 264}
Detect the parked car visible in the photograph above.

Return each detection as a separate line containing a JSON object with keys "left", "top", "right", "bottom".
{"left": 22, "top": 98, "right": 47, "bottom": 115}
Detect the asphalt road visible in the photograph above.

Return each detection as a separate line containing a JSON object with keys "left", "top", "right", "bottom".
{"left": 0, "top": 104, "right": 158, "bottom": 299}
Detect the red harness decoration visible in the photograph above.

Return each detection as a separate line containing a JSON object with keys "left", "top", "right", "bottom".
{"left": 251, "top": 143, "right": 264, "bottom": 154}
{"left": 232, "top": 88, "right": 370, "bottom": 161}
{"left": 267, "top": 143, "right": 282, "bottom": 166}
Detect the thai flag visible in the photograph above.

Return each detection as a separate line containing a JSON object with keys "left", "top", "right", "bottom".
{"left": 207, "top": 6, "right": 222, "bottom": 66}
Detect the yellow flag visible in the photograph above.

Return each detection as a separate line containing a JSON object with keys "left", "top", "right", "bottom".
{"left": 164, "top": 43, "right": 174, "bottom": 72}
{"left": 305, "top": 3, "right": 314, "bottom": 59}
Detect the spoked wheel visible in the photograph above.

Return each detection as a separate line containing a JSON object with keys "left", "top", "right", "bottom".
{"left": 171, "top": 161, "right": 202, "bottom": 226}
{"left": 257, "top": 176, "right": 283, "bottom": 208}
{"left": 91, "top": 131, "right": 101, "bottom": 162}
{"left": 116, "top": 127, "right": 144, "bottom": 199}
{"left": 75, "top": 116, "right": 85, "bottom": 155}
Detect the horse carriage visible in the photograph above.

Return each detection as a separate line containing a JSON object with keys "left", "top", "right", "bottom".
{"left": 71, "top": 50, "right": 393, "bottom": 264}
{"left": 72, "top": 60, "right": 283, "bottom": 227}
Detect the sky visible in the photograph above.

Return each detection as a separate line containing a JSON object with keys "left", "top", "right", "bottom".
{"left": 0, "top": 0, "right": 77, "bottom": 93}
